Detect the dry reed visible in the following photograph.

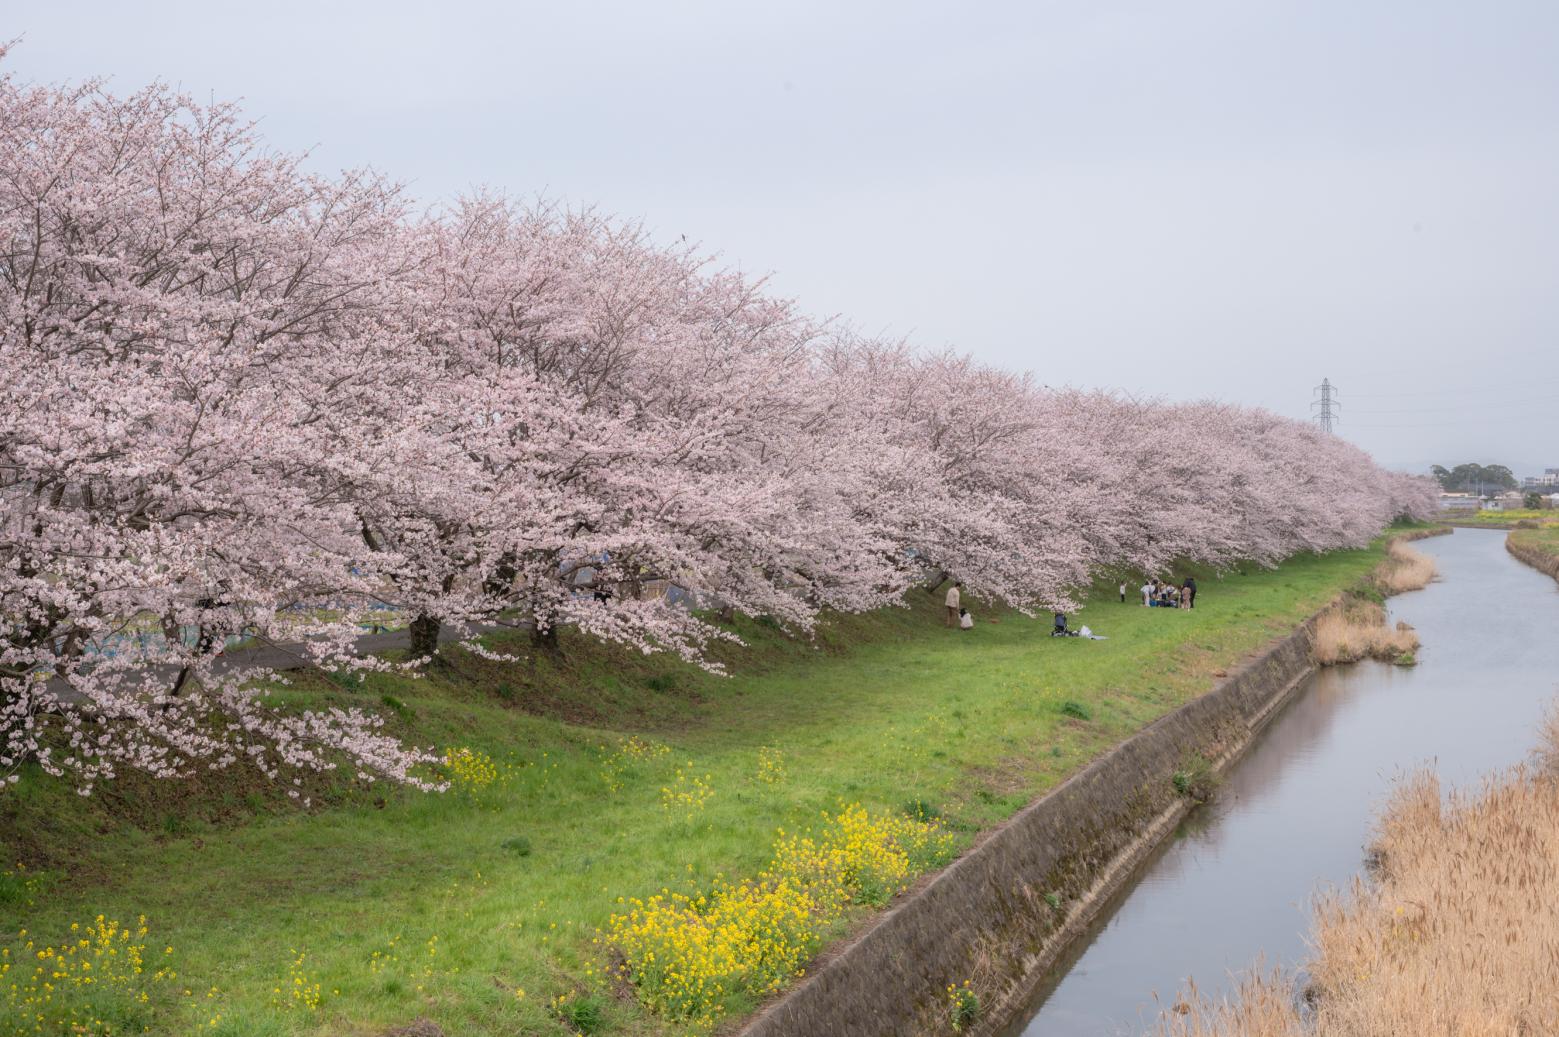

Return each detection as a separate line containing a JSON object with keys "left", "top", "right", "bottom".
{"left": 1373, "top": 541, "right": 1437, "bottom": 594}
{"left": 1311, "top": 541, "right": 1434, "bottom": 666}
{"left": 1311, "top": 602, "right": 1418, "bottom": 666}
{"left": 1157, "top": 755, "right": 1559, "bottom": 1037}
{"left": 1537, "top": 699, "right": 1559, "bottom": 777}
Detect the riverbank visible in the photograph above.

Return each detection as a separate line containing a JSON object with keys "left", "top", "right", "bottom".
{"left": 743, "top": 529, "right": 1447, "bottom": 1037}
{"left": 999, "top": 525, "right": 1559, "bottom": 1034}
{"left": 1, "top": 540, "right": 1404, "bottom": 1037}
{"left": 1162, "top": 710, "right": 1559, "bottom": 1037}
{"left": 1507, "top": 525, "right": 1559, "bottom": 584}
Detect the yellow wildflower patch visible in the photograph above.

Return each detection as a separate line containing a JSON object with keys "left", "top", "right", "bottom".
{"left": 440, "top": 746, "right": 503, "bottom": 795}
{"left": 605, "top": 802, "right": 956, "bottom": 1029}
{"left": 599, "top": 736, "right": 672, "bottom": 793}
{"left": 756, "top": 746, "right": 786, "bottom": 785}
{"left": 947, "top": 978, "right": 979, "bottom": 1031}
{"left": 0, "top": 915, "right": 208, "bottom": 1035}
{"left": 659, "top": 766, "right": 714, "bottom": 820}
{"left": 273, "top": 948, "right": 322, "bottom": 1012}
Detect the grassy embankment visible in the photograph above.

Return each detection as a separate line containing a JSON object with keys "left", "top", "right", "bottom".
{"left": 1507, "top": 524, "right": 1559, "bottom": 584}
{"left": 1, "top": 539, "right": 1406, "bottom": 1037}
{"left": 1161, "top": 705, "right": 1559, "bottom": 1037}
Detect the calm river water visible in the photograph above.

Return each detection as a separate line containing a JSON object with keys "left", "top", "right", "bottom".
{"left": 1008, "top": 527, "right": 1559, "bottom": 1036}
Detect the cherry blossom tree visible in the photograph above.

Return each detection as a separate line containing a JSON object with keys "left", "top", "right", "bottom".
{"left": 345, "top": 200, "right": 903, "bottom": 669}
{"left": 0, "top": 54, "right": 1436, "bottom": 794}
{"left": 0, "top": 64, "right": 436, "bottom": 791}
{"left": 816, "top": 342, "right": 1103, "bottom": 612}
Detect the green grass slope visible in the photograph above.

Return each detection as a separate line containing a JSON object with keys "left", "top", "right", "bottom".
{"left": 1, "top": 542, "right": 1391, "bottom": 1036}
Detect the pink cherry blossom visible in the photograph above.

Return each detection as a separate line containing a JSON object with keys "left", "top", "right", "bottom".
{"left": 0, "top": 54, "right": 1438, "bottom": 794}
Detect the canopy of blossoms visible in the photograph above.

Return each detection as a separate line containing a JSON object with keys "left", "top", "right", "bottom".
{"left": 0, "top": 58, "right": 1438, "bottom": 792}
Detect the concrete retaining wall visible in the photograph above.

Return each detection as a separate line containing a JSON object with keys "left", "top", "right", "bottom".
{"left": 736, "top": 530, "right": 1455, "bottom": 1037}
{"left": 739, "top": 618, "right": 1322, "bottom": 1037}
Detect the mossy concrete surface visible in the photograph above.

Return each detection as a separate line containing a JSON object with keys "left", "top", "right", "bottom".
{"left": 739, "top": 618, "right": 1320, "bottom": 1037}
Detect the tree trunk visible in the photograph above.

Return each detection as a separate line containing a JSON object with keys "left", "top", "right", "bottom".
{"left": 923, "top": 569, "right": 950, "bottom": 595}
{"left": 530, "top": 620, "right": 560, "bottom": 657}
{"left": 408, "top": 613, "right": 441, "bottom": 661}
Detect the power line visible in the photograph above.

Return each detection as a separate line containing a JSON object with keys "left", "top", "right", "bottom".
{"left": 1349, "top": 395, "right": 1559, "bottom": 414}
{"left": 1311, "top": 378, "right": 1339, "bottom": 433}
{"left": 1345, "top": 374, "right": 1559, "bottom": 399}
{"left": 1346, "top": 419, "right": 1553, "bottom": 429}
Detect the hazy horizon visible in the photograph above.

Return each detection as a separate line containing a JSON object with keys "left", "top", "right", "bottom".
{"left": 7, "top": 1, "right": 1556, "bottom": 478}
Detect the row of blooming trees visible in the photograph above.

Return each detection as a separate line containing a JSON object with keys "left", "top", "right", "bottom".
{"left": 0, "top": 63, "right": 1438, "bottom": 792}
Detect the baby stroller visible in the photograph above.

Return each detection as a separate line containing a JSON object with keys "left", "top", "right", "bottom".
{"left": 1051, "top": 612, "right": 1077, "bottom": 637}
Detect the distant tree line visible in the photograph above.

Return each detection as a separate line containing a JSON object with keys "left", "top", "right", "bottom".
{"left": 1431, "top": 463, "right": 1518, "bottom": 493}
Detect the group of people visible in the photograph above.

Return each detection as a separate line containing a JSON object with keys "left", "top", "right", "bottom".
{"left": 1121, "top": 576, "right": 1196, "bottom": 609}
{"left": 945, "top": 574, "right": 1197, "bottom": 633}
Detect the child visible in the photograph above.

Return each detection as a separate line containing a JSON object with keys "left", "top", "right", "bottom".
{"left": 959, "top": 607, "right": 974, "bottom": 630}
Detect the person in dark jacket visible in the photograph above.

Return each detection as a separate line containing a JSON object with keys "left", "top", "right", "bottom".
{"left": 1183, "top": 576, "right": 1197, "bottom": 609}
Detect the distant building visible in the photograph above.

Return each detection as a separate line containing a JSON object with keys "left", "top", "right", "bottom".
{"left": 1438, "top": 493, "right": 1480, "bottom": 513}
{"left": 1521, "top": 468, "right": 1559, "bottom": 488}
{"left": 1484, "top": 491, "right": 1525, "bottom": 512}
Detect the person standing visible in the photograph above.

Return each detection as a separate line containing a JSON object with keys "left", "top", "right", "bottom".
{"left": 1185, "top": 576, "right": 1197, "bottom": 609}
{"left": 945, "top": 581, "right": 962, "bottom": 627}
{"left": 1119, "top": 580, "right": 1127, "bottom": 603}
{"left": 1140, "top": 580, "right": 1153, "bottom": 607}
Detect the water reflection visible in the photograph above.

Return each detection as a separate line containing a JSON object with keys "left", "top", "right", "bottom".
{"left": 1010, "top": 529, "right": 1558, "bottom": 1036}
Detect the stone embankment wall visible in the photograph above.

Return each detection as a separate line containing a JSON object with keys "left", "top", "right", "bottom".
{"left": 739, "top": 529, "right": 1450, "bottom": 1037}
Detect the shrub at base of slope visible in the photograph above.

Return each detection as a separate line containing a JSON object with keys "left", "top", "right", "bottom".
{"left": 1157, "top": 755, "right": 1559, "bottom": 1037}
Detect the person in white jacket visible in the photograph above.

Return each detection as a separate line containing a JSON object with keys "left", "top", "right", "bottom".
{"left": 945, "top": 581, "right": 962, "bottom": 627}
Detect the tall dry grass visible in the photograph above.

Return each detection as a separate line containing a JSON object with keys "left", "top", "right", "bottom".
{"left": 1311, "top": 602, "right": 1418, "bottom": 666}
{"left": 1537, "top": 699, "right": 1559, "bottom": 777}
{"left": 1157, "top": 746, "right": 1559, "bottom": 1036}
{"left": 1374, "top": 540, "right": 1437, "bottom": 594}
{"left": 1310, "top": 541, "right": 1434, "bottom": 666}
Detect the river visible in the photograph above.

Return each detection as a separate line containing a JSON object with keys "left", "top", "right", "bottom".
{"left": 1007, "top": 527, "right": 1558, "bottom": 1036}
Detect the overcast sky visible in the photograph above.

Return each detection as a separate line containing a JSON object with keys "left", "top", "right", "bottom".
{"left": 8, "top": 1, "right": 1558, "bottom": 476}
